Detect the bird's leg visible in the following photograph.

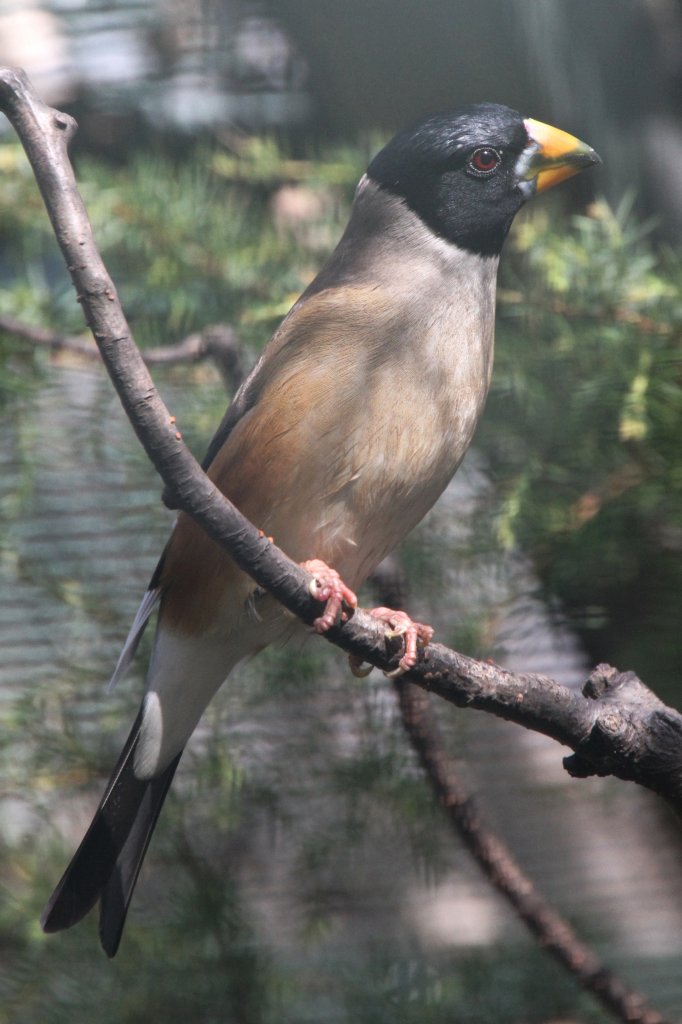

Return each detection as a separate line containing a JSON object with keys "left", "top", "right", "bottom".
{"left": 349, "top": 608, "right": 434, "bottom": 678}
{"left": 302, "top": 559, "right": 358, "bottom": 634}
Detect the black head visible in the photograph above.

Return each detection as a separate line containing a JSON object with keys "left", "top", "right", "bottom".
{"left": 367, "top": 103, "right": 587, "bottom": 258}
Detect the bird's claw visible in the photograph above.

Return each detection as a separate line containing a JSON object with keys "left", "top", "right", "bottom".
{"left": 301, "top": 563, "right": 432, "bottom": 676}
{"left": 348, "top": 654, "right": 374, "bottom": 678}
{"left": 369, "top": 607, "right": 434, "bottom": 677}
{"left": 302, "top": 559, "right": 357, "bottom": 634}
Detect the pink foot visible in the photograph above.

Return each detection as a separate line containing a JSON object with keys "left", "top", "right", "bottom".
{"left": 350, "top": 608, "right": 434, "bottom": 678}
{"left": 302, "top": 559, "right": 357, "bottom": 634}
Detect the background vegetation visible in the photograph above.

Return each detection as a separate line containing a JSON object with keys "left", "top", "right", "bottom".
{"left": 4, "top": 139, "right": 682, "bottom": 696}
{"left": 1, "top": 134, "right": 681, "bottom": 1021}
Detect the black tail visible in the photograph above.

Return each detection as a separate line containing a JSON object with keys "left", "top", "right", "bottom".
{"left": 41, "top": 710, "right": 182, "bottom": 957}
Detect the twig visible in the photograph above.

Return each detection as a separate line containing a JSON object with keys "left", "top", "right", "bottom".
{"left": 0, "top": 314, "right": 249, "bottom": 390}
{"left": 2, "top": 68, "right": 682, "bottom": 819}
{"left": 0, "top": 314, "right": 99, "bottom": 358}
{"left": 144, "top": 324, "right": 249, "bottom": 391}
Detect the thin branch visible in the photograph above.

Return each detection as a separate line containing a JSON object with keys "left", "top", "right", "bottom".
{"left": 0, "top": 314, "right": 99, "bottom": 358}
{"left": 144, "top": 324, "right": 249, "bottom": 392}
{"left": 2, "top": 66, "right": 682, "bottom": 818}
{"left": 0, "top": 314, "right": 249, "bottom": 389}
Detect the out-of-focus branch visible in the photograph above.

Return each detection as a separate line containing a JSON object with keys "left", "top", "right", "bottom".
{"left": 0, "top": 314, "right": 98, "bottom": 358}
{"left": 0, "top": 314, "right": 249, "bottom": 391}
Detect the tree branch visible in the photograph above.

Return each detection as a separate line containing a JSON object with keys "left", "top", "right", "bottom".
{"left": 0, "top": 314, "right": 249, "bottom": 390}
{"left": 2, "top": 65, "right": 682, "bottom": 819}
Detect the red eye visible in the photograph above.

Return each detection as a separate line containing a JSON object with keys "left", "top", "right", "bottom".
{"left": 467, "top": 147, "right": 501, "bottom": 176}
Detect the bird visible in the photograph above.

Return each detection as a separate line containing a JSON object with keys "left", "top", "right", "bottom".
{"left": 41, "top": 103, "right": 599, "bottom": 956}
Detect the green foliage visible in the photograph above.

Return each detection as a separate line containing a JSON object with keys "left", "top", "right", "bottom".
{"left": 0, "top": 137, "right": 365, "bottom": 371}
{"left": 2, "top": 138, "right": 680, "bottom": 1020}
{"left": 481, "top": 198, "right": 682, "bottom": 692}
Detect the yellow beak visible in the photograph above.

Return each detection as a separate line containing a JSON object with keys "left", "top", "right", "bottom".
{"left": 519, "top": 117, "right": 601, "bottom": 194}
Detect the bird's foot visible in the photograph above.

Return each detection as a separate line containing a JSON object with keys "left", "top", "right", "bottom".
{"left": 349, "top": 608, "right": 434, "bottom": 678}
{"left": 302, "top": 559, "right": 357, "bottom": 634}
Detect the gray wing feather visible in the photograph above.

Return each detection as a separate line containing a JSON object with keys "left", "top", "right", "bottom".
{"left": 107, "top": 586, "right": 161, "bottom": 692}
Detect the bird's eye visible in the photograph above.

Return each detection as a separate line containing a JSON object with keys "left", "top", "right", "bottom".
{"left": 467, "top": 147, "right": 501, "bottom": 177}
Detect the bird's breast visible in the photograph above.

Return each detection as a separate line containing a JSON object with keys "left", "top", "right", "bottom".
{"left": 305, "top": 278, "right": 498, "bottom": 586}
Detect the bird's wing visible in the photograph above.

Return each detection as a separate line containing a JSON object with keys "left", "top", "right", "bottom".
{"left": 157, "top": 283, "right": 401, "bottom": 630}
{"left": 110, "top": 283, "right": 394, "bottom": 677}
{"left": 107, "top": 585, "right": 161, "bottom": 691}
{"left": 200, "top": 279, "right": 391, "bottom": 469}
{"left": 199, "top": 295, "right": 308, "bottom": 470}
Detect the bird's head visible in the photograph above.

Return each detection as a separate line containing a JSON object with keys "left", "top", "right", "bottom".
{"left": 366, "top": 103, "right": 600, "bottom": 257}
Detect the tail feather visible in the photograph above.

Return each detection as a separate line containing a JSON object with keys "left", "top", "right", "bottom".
{"left": 99, "top": 754, "right": 180, "bottom": 956}
{"left": 41, "top": 709, "right": 181, "bottom": 956}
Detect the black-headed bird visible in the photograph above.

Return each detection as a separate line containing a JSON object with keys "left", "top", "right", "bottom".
{"left": 41, "top": 103, "right": 599, "bottom": 955}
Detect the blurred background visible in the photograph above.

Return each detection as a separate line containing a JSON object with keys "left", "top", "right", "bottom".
{"left": 1, "top": 1, "right": 682, "bottom": 1021}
